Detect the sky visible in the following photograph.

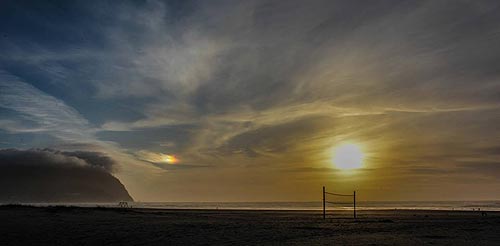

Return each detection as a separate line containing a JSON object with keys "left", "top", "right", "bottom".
{"left": 1, "top": 0, "right": 500, "bottom": 202}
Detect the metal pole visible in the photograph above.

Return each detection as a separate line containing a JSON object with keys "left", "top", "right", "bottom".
{"left": 353, "top": 191, "right": 356, "bottom": 219}
{"left": 323, "top": 186, "right": 326, "bottom": 220}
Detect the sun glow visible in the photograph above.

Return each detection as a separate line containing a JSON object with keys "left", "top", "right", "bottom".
{"left": 163, "top": 154, "right": 179, "bottom": 164}
{"left": 333, "top": 143, "right": 364, "bottom": 170}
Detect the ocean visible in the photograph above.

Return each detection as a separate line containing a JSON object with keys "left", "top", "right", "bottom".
{"left": 133, "top": 201, "right": 500, "bottom": 211}
{"left": 16, "top": 200, "right": 498, "bottom": 211}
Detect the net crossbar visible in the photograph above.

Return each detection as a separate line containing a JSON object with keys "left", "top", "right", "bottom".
{"left": 325, "top": 192, "right": 353, "bottom": 197}
{"left": 325, "top": 201, "right": 352, "bottom": 205}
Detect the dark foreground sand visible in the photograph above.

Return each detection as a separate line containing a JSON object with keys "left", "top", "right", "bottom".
{"left": 0, "top": 206, "right": 499, "bottom": 245}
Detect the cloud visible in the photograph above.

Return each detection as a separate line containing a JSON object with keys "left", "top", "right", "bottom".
{"left": 0, "top": 148, "right": 116, "bottom": 172}
{"left": 135, "top": 150, "right": 177, "bottom": 164}
{"left": 0, "top": 72, "right": 92, "bottom": 142}
{"left": 1, "top": 0, "right": 500, "bottom": 200}
{"left": 218, "top": 115, "right": 335, "bottom": 158}
{"left": 82, "top": 0, "right": 500, "bottom": 153}
{"left": 0, "top": 71, "right": 161, "bottom": 176}
{"left": 89, "top": 1, "right": 500, "bottom": 187}
{"left": 134, "top": 149, "right": 209, "bottom": 171}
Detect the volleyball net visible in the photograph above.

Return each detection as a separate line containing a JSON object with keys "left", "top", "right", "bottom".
{"left": 322, "top": 186, "right": 356, "bottom": 219}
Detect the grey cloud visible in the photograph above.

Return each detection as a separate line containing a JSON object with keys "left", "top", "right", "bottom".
{"left": 404, "top": 161, "right": 500, "bottom": 180}
{"left": 456, "top": 162, "right": 500, "bottom": 178}
{"left": 97, "top": 124, "right": 198, "bottom": 153}
{"left": 0, "top": 72, "right": 137, "bottom": 172}
{"left": 2, "top": 0, "right": 500, "bottom": 200}
{"left": 218, "top": 115, "right": 335, "bottom": 157}
{"left": 187, "top": 0, "right": 500, "bottom": 115}
{"left": 0, "top": 72, "right": 93, "bottom": 142}
{"left": 149, "top": 162, "right": 209, "bottom": 171}
{"left": 6, "top": 0, "right": 500, "bottom": 126}
{"left": 0, "top": 148, "right": 116, "bottom": 172}
{"left": 59, "top": 150, "right": 116, "bottom": 172}
{"left": 76, "top": 0, "right": 500, "bottom": 153}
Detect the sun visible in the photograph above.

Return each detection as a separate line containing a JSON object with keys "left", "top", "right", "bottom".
{"left": 332, "top": 143, "right": 364, "bottom": 170}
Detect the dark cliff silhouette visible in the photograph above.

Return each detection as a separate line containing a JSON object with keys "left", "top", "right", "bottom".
{"left": 0, "top": 165, "right": 133, "bottom": 202}
{"left": 0, "top": 148, "right": 133, "bottom": 203}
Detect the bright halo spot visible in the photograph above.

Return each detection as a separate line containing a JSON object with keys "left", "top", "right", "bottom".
{"left": 163, "top": 154, "right": 179, "bottom": 164}
{"left": 332, "top": 143, "right": 364, "bottom": 170}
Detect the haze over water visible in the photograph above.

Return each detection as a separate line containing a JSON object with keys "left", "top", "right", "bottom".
{"left": 8, "top": 201, "right": 499, "bottom": 212}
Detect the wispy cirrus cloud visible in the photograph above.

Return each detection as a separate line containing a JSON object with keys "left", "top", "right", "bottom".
{"left": 0, "top": 71, "right": 92, "bottom": 142}
{"left": 1, "top": 0, "right": 500, "bottom": 201}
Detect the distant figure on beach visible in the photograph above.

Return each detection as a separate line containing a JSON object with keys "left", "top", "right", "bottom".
{"left": 118, "top": 201, "right": 129, "bottom": 208}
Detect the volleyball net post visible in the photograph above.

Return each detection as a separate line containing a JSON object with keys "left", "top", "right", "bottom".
{"left": 353, "top": 190, "right": 356, "bottom": 219}
{"left": 322, "top": 186, "right": 357, "bottom": 220}
{"left": 322, "top": 186, "right": 326, "bottom": 219}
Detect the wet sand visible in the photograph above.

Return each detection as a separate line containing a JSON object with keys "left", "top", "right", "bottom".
{"left": 0, "top": 205, "right": 499, "bottom": 245}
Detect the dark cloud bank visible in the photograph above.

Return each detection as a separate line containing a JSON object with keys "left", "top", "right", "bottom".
{"left": 0, "top": 149, "right": 133, "bottom": 203}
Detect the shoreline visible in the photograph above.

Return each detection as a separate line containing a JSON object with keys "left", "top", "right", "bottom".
{"left": 2, "top": 203, "right": 500, "bottom": 213}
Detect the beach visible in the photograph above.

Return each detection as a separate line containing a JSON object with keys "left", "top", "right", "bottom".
{"left": 0, "top": 205, "right": 499, "bottom": 245}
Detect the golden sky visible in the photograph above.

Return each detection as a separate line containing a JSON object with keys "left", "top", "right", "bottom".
{"left": 1, "top": 0, "right": 500, "bottom": 201}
